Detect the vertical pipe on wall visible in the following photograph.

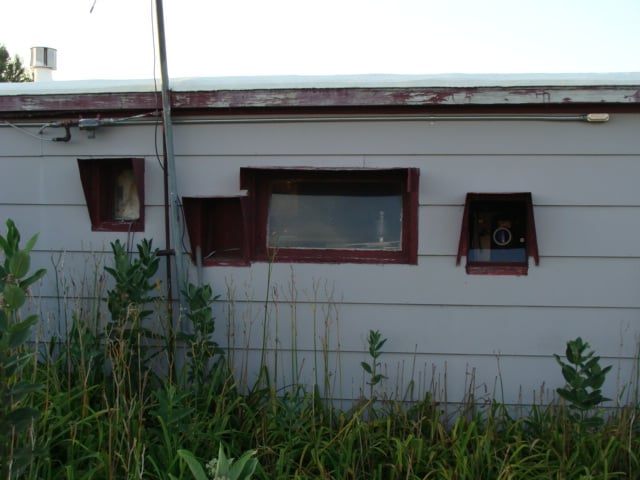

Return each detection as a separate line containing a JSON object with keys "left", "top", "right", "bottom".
{"left": 155, "top": 0, "right": 187, "bottom": 313}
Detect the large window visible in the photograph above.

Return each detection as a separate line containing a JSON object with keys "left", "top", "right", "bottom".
{"left": 457, "top": 192, "right": 538, "bottom": 275}
{"left": 241, "top": 168, "right": 419, "bottom": 264}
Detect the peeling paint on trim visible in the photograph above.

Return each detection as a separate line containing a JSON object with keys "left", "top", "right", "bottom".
{"left": 1, "top": 85, "right": 639, "bottom": 116}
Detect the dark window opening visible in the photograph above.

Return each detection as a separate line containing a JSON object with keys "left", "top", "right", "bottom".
{"left": 77, "top": 158, "right": 145, "bottom": 232}
{"left": 182, "top": 196, "right": 249, "bottom": 266}
{"left": 457, "top": 193, "right": 538, "bottom": 275}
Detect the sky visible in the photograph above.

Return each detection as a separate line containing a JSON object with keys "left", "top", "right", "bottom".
{"left": 1, "top": 0, "right": 639, "bottom": 81}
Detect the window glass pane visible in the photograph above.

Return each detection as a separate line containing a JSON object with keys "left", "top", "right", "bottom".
{"left": 267, "top": 180, "right": 402, "bottom": 250}
{"left": 468, "top": 202, "right": 526, "bottom": 263}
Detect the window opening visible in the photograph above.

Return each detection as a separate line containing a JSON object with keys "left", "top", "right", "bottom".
{"left": 182, "top": 196, "right": 249, "bottom": 266}
{"left": 77, "top": 158, "right": 145, "bottom": 232}
{"left": 457, "top": 192, "right": 538, "bottom": 275}
{"left": 241, "top": 168, "right": 419, "bottom": 264}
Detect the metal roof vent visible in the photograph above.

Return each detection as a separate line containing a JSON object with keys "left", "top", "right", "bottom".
{"left": 30, "top": 46, "right": 57, "bottom": 82}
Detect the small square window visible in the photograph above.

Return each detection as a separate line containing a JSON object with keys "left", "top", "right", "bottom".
{"left": 457, "top": 193, "right": 538, "bottom": 275}
{"left": 241, "top": 167, "right": 419, "bottom": 264}
{"left": 182, "top": 196, "right": 249, "bottom": 266}
{"left": 77, "top": 158, "right": 145, "bottom": 232}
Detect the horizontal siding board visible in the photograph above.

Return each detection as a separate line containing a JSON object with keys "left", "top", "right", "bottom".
{"left": 216, "top": 301, "right": 639, "bottom": 357}
{"left": 534, "top": 206, "right": 640, "bottom": 257}
{"left": 0, "top": 128, "right": 44, "bottom": 156}
{"left": 0, "top": 124, "right": 158, "bottom": 157}
{"left": 211, "top": 257, "right": 640, "bottom": 308}
{"left": 224, "top": 348, "right": 633, "bottom": 405}
{"left": 174, "top": 155, "right": 367, "bottom": 197}
{"left": 420, "top": 205, "right": 640, "bottom": 257}
{"left": 28, "top": 250, "right": 640, "bottom": 310}
{"left": 171, "top": 115, "right": 640, "bottom": 156}
{"left": 39, "top": 124, "right": 159, "bottom": 157}
{"left": 407, "top": 155, "right": 640, "bottom": 207}
{"left": 175, "top": 154, "right": 640, "bottom": 207}
{"left": 32, "top": 261, "right": 169, "bottom": 316}
{"left": 0, "top": 156, "right": 85, "bottom": 204}
{"left": 3, "top": 150, "right": 640, "bottom": 208}
{"left": 5, "top": 153, "right": 640, "bottom": 207}
{"left": 3, "top": 115, "right": 639, "bottom": 161}
{"left": 0, "top": 156, "right": 166, "bottom": 205}
{"left": 172, "top": 154, "right": 640, "bottom": 207}
{"left": 5, "top": 205, "right": 168, "bottom": 253}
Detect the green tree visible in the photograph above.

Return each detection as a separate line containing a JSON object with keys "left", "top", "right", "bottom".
{"left": 0, "top": 44, "right": 31, "bottom": 82}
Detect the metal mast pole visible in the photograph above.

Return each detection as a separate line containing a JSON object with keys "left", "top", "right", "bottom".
{"left": 155, "top": 0, "right": 186, "bottom": 311}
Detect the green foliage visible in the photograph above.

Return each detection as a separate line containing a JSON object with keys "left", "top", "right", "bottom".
{"left": 554, "top": 337, "right": 613, "bottom": 428}
{"left": 171, "top": 446, "right": 259, "bottom": 480}
{"left": 0, "top": 227, "right": 637, "bottom": 479}
{"left": 360, "top": 329, "right": 388, "bottom": 401}
{"left": 105, "top": 238, "right": 160, "bottom": 323}
{"left": 180, "top": 282, "right": 224, "bottom": 388}
{"left": 0, "top": 219, "right": 46, "bottom": 478}
{"left": 204, "top": 445, "right": 258, "bottom": 480}
{"left": 104, "top": 238, "right": 161, "bottom": 390}
{"left": 0, "top": 45, "right": 31, "bottom": 82}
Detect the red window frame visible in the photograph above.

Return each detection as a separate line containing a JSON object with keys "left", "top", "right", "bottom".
{"left": 457, "top": 192, "right": 539, "bottom": 275}
{"left": 240, "top": 167, "right": 419, "bottom": 264}
{"left": 182, "top": 196, "right": 250, "bottom": 266}
{"left": 77, "top": 158, "right": 145, "bottom": 232}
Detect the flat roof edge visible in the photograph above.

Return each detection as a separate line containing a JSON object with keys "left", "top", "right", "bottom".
{"left": 1, "top": 74, "right": 639, "bottom": 114}
{"left": 1, "top": 72, "right": 639, "bottom": 96}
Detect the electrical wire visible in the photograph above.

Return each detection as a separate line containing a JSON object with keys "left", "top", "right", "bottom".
{"left": 2, "top": 120, "right": 56, "bottom": 141}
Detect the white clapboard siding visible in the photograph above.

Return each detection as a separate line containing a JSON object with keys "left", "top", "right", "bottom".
{"left": 223, "top": 347, "right": 634, "bottom": 405}
{"left": 208, "top": 257, "right": 640, "bottom": 308}
{"left": 38, "top": 124, "right": 160, "bottom": 157}
{"left": 213, "top": 302, "right": 639, "bottom": 357}
{"left": 2, "top": 111, "right": 640, "bottom": 407}
{"left": 173, "top": 153, "right": 640, "bottom": 206}
{"left": 5, "top": 151, "right": 640, "bottom": 207}
{"left": 0, "top": 156, "right": 167, "bottom": 206}
{"left": 3, "top": 205, "right": 168, "bottom": 253}
{"left": 420, "top": 205, "right": 640, "bottom": 257}
{"left": 171, "top": 117, "right": 640, "bottom": 156}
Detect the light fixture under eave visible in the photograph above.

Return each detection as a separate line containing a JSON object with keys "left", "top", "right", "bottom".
{"left": 586, "top": 113, "right": 610, "bottom": 123}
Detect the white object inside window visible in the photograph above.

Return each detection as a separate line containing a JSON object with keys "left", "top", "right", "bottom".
{"left": 114, "top": 169, "right": 140, "bottom": 221}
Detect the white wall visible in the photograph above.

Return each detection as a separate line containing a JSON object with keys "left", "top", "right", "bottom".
{"left": 1, "top": 113, "right": 639, "bottom": 406}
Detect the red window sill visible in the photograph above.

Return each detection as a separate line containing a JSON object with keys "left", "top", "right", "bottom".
{"left": 91, "top": 220, "right": 144, "bottom": 232}
{"left": 257, "top": 248, "right": 416, "bottom": 265}
{"left": 465, "top": 262, "right": 529, "bottom": 276}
